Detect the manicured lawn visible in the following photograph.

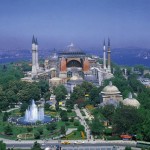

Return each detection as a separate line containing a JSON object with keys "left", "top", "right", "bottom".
{"left": 62, "top": 131, "right": 84, "bottom": 140}
{"left": 67, "top": 111, "right": 77, "bottom": 117}
{"left": 0, "top": 108, "right": 80, "bottom": 140}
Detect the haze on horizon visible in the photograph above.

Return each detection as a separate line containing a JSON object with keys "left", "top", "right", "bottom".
{"left": 0, "top": 0, "right": 150, "bottom": 50}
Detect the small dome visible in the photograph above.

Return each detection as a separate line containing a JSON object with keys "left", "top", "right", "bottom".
{"left": 70, "top": 75, "right": 83, "bottom": 81}
{"left": 50, "top": 77, "right": 61, "bottom": 81}
{"left": 102, "top": 81, "right": 120, "bottom": 94}
{"left": 45, "top": 147, "right": 51, "bottom": 150}
{"left": 123, "top": 93, "right": 140, "bottom": 108}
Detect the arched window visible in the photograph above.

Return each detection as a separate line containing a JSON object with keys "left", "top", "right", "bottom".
{"left": 67, "top": 71, "right": 72, "bottom": 78}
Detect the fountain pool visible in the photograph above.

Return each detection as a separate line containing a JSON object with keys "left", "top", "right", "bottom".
{"left": 16, "top": 100, "right": 52, "bottom": 125}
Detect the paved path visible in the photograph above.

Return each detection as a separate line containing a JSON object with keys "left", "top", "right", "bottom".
{"left": 52, "top": 128, "right": 77, "bottom": 140}
{"left": 66, "top": 128, "right": 77, "bottom": 135}
{"left": 2, "top": 107, "right": 19, "bottom": 113}
{"left": 74, "top": 105, "right": 93, "bottom": 140}
{"left": 82, "top": 108, "right": 94, "bottom": 120}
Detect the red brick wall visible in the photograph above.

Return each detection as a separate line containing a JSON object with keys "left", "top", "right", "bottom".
{"left": 60, "top": 58, "right": 67, "bottom": 72}
{"left": 83, "top": 58, "right": 90, "bottom": 72}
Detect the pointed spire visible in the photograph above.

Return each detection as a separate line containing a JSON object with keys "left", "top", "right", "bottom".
{"left": 35, "top": 38, "right": 38, "bottom": 45}
{"left": 32, "top": 35, "right": 35, "bottom": 44}
{"left": 108, "top": 38, "right": 110, "bottom": 47}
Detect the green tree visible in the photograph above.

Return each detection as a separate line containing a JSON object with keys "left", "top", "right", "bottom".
{"left": 60, "top": 110, "right": 68, "bottom": 121}
{"left": 20, "top": 102, "right": 28, "bottom": 116}
{"left": 3, "top": 112, "right": 9, "bottom": 122}
{"left": 4, "top": 125, "right": 13, "bottom": 135}
{"left": 71, "top": 85, "right": 85, "bottom": 101}
{"left": 54, "top": 85, "right": 67, "bottom": 101}
{"left": 43, "top": 91, "right": 51, "bottom": 100}
{"left": 66, "top": 99, "right": 74, "bottom": 109}
{"left": 89, "top": 86, "right": 100, "bottom": 105}
{"left": 44, "top": 103, "right": 50, "bottom": 111}
{"left": 21, "top": 62, "right": 32, "bottom": 71}
{"left": 46, "top": 123, "right": 57, "bottom": 131}
{"left": 60, "top": 126, "right": 66, "bottom": 135}
{"left": 125, "top": 146, "right": 131, "bottom": 150}
{"left": 99, "top": 105, "right": 115, "bottom": 124}
{"left": 141, "top": 110, "right": 150, "bottom": 141}
{"left": 80, "top": 81, "right": 93, "bottom": 94}
{"left": 37, "top": 127, "right": 43, "bottom": 135}
{"left": 34, "top": 131, "right": 40, "bottom": 139}
{"left": 61, "top": 115, "right": 68, "bottom": 122}
{"left": 0, "top": 141, "right": 6, "bottom": 150}
{"left": 112, "top": 105, "right": 143, "bottom": 134}
{"left": 74, "top": 121, "right": 80, "bottom": 126}
{"left": 78, "top": 125, "right": 85, "bottom": 132}
{"left": 6, "top": 90, "right": 18, "bottom": 104}
{"left": 31, "top": 141, "right": 43, "bottom": 150}
{"left": 0, "top": 87, "right": 8, "bottom": 111}
{"left": 27, "top": 127, "right": 33, "bottom": 132}
{"left": 60, "top": 110, "right": 67, "bottom": 118}
{"left": 38, "top": 80, "right": 49, "bottom": 96}
{"left": 91, "top": 118, "right": 104, "bottom": 135}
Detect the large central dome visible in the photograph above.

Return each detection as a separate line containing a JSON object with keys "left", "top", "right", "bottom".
{"left": 65, "top": 43, "right": 83, "bottom": 53}
{"left": 59, "top": 43, "right": 85, "bottom": 55}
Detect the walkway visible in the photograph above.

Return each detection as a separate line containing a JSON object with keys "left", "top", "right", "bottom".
{"left": 74, "top": 104, "right": 93, "bottom": 140}
{"left": 2, "top": 107, "right": 19, "bottom": 113}
{"left": 53, "top": 128, "right": 77, "bottom": 140}
{"left": 82, "top": 108, "right": 94, "bottom": 120}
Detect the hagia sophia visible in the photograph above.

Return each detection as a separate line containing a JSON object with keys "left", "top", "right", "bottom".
{"left": 21, "top": 36, "right": 140, "bottom": 108}
{"left": 23, "top": 36, "right": 113, "bottom": 87}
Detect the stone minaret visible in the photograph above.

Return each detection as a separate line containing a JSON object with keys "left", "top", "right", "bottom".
{"left": 103, "top": 40, "right": 106, "bottom": 70}
{"left": 107, "top": 38, "right": 111, "bottom": 72}
{"left": 35, "top": 38, "right": 39, "bottom": 70}
{"left": 32, "top": 36, "right": 37, "bottom": 77}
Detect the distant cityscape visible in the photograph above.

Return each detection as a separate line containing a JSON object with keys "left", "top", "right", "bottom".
{"left": 0, "top": 47, "right": 150, "bottom": 67}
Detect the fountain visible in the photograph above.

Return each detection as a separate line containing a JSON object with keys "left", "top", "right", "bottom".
{"left": 15, "top": 100, "right": 53, "bottom": 125}
{"left": 24, "top": 100, "right": 44, "bottom": 122}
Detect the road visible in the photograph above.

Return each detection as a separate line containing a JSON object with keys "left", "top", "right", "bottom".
{"left": 6, "top": 140, "right": 137, "bottom": 149}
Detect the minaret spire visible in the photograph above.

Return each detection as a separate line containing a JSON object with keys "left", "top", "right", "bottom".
{"left": 107, "top": 38, "right": 111, "bottom": 72}
{"left": 35, "top": 37, "right": 39, "bottom": 70}
{"left": 103, "top": 39, "right": 106, "bottom": 69}
{"left": 108, "top": 38, "right": 110, "bottom": 47}
{"left": 32, "top": 35, "right": 35, "bottom": 44}
{"left": 32, "top": 35, "right": 37, "bottom": 78}
{"left": 35, "top": 38, "right": 38, "bottom": 45}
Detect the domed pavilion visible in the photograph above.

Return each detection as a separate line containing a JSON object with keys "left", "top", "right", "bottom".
{"left": 123, "top": 92, "right": 140, "bottom": 108}
{"left": 101, "top": 81, "right": 123, "bottom": 103}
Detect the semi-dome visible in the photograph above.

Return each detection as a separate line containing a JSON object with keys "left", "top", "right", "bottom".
{"left": 123, "top": 93, "right": 140, "bottom": 108}
{"left": 101, "top": 81, "right": 120, "bottom": 94}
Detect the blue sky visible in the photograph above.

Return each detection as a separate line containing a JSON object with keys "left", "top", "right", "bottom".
{"left": 0, "top": 0, "right": 150, "bottom": 50}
